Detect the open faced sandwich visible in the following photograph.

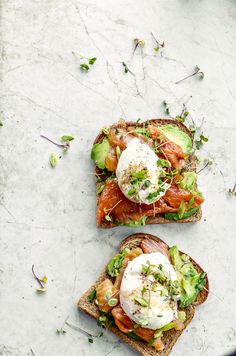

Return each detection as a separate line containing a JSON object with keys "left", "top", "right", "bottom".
{"left": 91, "top": 119, "right": 204, "bottom": 227}
{"left": 78, "top": 233, "right": 208, "bottom": 356}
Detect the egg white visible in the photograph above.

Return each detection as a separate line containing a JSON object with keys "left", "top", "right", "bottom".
{"left": 116, "top": 138, "right": 169, "bottom": 204}
{"left": 120, "top": 252, "right": 180, "bottom": 330}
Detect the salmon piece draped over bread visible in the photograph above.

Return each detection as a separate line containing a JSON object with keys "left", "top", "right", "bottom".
{"left": 97, "top": 179, "right": 204, "bottom": 225}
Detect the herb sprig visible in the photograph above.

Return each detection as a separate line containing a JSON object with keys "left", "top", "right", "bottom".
{"left": 133, "top": 38, "right": 145, "bottom": 54}
{"left": 151, "top": 32, "right": 165, "bottom": 52}
{"left": 31, "top": 264, "right": 47, "bottom": 293}
{"left": 229, "top": 183, "right": 236, "bottom": 196}
{"left": 65, "top": 320, "right": 103, "bottom": 343}
{"left": 175, "top": 65, "right": 204, "bottom": 84}
{"left": 122, "top": 62, "right": 135, "bottom": 76}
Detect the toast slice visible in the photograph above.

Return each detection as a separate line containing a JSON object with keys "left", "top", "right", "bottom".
{"left": 78, "top": 233, "right": 209, "bottom": 355}
{"left": 92, "top": 119, "right": 202, "bottom": 228}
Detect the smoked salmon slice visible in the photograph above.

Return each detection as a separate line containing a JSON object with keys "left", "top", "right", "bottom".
{"left": 97, "top": 179, "right": 203, "bottom": 225}
{"left": 96, "top": 279, "right": 118, "bottom": 313}
{"left": 112, "top": 305, "right": 164, "bottom": 351}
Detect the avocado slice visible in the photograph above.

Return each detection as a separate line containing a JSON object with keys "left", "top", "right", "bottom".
{"left": 164, "top": 207, "right": 199, "bottom": 220}
{"left": 158, "top": 124, "right": 193, "bottom": 155}
{"left": 91, "top": 138, "right": 110, "bottom": 169}
{"left": 169, "top": 246, "right": 206, "bottom": 308}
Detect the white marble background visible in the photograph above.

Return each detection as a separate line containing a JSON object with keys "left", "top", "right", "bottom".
{"left": 1, "top": 0, "right": 236, "bottom": 355}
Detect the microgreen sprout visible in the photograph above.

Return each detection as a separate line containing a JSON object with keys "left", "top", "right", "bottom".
{"left": 151, "top": 32, "right": 165, "bottom": 52}
{"left": 122, "top": 62, "right": 135, "bottom": 76}
{"left": 65, "top": 320, "right": 103, "bottom": 343}
{"left": 133, "top": 38, "right": 145, "bottom": 54}
{"left": 163, "top": 101, "right": 170, "bottom": 115}
{"left": 229, "top": 183, "right": 236, "bottom": 196}
{"left": 32, "top": 264, "right": 47, "bottom": 293}
{"left": 40, "top": 135, "right": 70, "bottom": 150}
{"left": 195, "top": 134, "right": 208, "bottom": 150}
{"left": 175, "top": 65, "right": 204, "bottom": 84}
{"left": 72, "top": 51, "right": 97, "bottom": 71}
{"left": 197, "top": 158, "right": 213, "bottom": 174}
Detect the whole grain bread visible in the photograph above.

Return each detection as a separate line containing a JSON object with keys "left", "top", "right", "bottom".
{"left": 93, "top": 119, "right": 202, "bottom": 228}
{"left": 78, "top": 233, "right": 208, "bottom": 356}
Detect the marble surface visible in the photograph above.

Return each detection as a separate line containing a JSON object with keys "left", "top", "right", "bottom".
{"left": 1, "top": 0, "right": 236, "bottom": 355}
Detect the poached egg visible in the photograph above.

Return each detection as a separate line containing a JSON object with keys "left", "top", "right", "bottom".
{"left": 116, "top": 138, "right": 169, "bottom": 205}
{"left": 120, "top": 252, "right": 180, "bottom": 330}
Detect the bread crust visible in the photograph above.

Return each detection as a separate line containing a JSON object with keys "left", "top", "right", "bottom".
{"left": 78, "top": 233, "right": 209, "bottom": 355}
{"left": 93, "top": 119, "right": 202, "bottom": 228}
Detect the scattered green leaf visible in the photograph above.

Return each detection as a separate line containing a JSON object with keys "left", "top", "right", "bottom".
{"left": 50, "top": 153, "right": 58, "bottom": 168}
{"left": 176, "top": 65, "right": 205, "bottom": 84}
{"left": 97, "top": 185, "right": 105, "bottom": 195}
{"left": 57, "top": 328, "right": 66, "bottom": 334}
{"left": 107, "top": 247, "right": 130, "bottom": 277}
{"left": 88, "top": 288, "right": 97, "bottom": 302}
{"left": 122, "top": 62, "right": 135, "bottom": 76}
{"left": 80, "top": 63, "right": 90, "bottom": 71}
{"left": 61, "top": 135, "right": 74, "bottom": 142}
{"left": 88, "top": 57, "right": 97, "bottom": 65}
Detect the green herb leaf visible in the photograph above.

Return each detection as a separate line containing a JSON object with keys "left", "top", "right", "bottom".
{"left": 200, "top": 134, "right": 208, "bottom": 142}
{"left": 61, "top": 135, "right": 74, "bottom": 142}
{"left": 108, "top": 298, "right": 118, "bottom": 307}
{"left": 49, "top": 153, "right": 58, "bottom": 168}
{"left": 80, "top": 63, "right": 90, "bottom": 71}
{"left": 88, "top": 288, "right": 96, "bottom": 302}
{"left": 157, "top": 159, "right": 171, "bottom": 168}
{"left": 148, "top": 322, "right": 176, "bottom": 346}
{"left": 133, "top": 297, "right": 149, "bottom": 307}
{"left": 105, "top": 215, "right": 112, "bottom": 222}
{"left": 128, "top": 188, "right": 136, "bottom": 196}
{"left": 107, "top": 247, "right": 130, "bottom": 277}
{"left": 116, "top": 146, "right": 121, "bottom": 159}
{"left": 89, "top": 57, "right": 97, "bottom": 65}
{"left": 42, "top": 275, "right": 47, "bottom": 284}
{"left": 127, "top": 332, "right": 141, "bottom": 340}
{"left": 88, "top": 337, "right": 94, "bottom": 343}
{"left": 97, "top": 185, "right": 105, "bottom": 195}
{"left": 131, "top": 169, "right": 147, "bottom": 180}
{"left": 57, "top": 328, "right": 66, "bottom": 334}
{"left": 178, "top": 201, "right": 186, "bottom": 219}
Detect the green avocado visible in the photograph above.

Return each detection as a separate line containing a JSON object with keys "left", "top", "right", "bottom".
{"left": 91, "top": 138, "right": 110, "bottom": 169}
{"left": 158, "top": 124, "right": 193, "bottom": 155}
{"left": 164, "top": 207, "right": 199, "bottom": 220}
{"left": 169, "top": 246, "right": 206, "bottom": 308}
